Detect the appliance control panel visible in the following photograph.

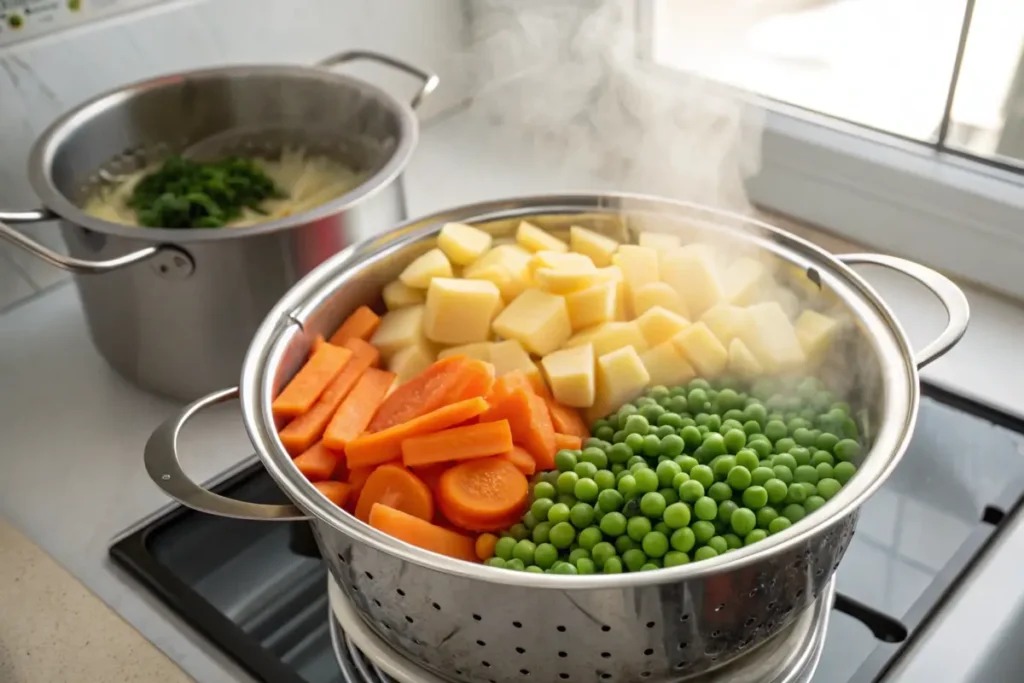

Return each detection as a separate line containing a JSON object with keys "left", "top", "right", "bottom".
{"left": 0, "top": 0, "right": 166, "bottom": 48}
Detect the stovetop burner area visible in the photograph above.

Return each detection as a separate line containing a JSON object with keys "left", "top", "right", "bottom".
{"left": 110, "top": 383, "right": 1024, "bottom": 683}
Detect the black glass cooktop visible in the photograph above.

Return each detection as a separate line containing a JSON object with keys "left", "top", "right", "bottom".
{"left": 110, "top": 383, "right": 1024, "bottom": 683}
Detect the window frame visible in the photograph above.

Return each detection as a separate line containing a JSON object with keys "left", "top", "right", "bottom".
{"left": 636, "top": 0, "right": 1024, "bottom": 301}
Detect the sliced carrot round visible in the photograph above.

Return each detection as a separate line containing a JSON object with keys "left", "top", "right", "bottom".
{"left": 354, "top": 465, "right": 433, "bottom": 523}
{"left": 440, "top": 501, "right": 525, "bottom": 533}
{"left": 437, "top": 457, "right": 528, "bottom": 524}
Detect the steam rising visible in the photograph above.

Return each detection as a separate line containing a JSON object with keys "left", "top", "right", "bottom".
{"left": 461, "top": 0, "right": 763, "bottom": 213}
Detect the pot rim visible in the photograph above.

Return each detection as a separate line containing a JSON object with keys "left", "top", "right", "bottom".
{"left": 26, "top": 63, "right": 418, "bottom": 243}
{"left": 241, "top": 192, "right": 922, "bottom": 588}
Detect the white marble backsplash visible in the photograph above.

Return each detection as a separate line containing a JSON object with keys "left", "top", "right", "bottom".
{"left": 0, "top": 0, "right": 470, "bottom": 309}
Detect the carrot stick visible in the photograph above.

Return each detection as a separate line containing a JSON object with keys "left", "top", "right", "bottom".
{"left": 293, "top": 441, "right": 342, "bottom": 482}
{"left": 313, "top": 481, "right": 352, "bottom": 508}
{"left": 354, "top": 464, "right": 434, "bottom": 523}
{"left": 329, "top": 305, "right": 381, "bottom": 346}
{"left": 437, "top": 457, "right": 528, "bottom": 529}
{"left": 369, "top": 503, "right": 477, "bottom": 563}
{"left": 446, "top": 360, "right": 496, "bottom": 404}
{"left": 554, "top": 433, "right": 583, "bottom": 452}
{"left": 401, "top": 420, "right": 514, "bottom": 468}
{"left": 345, "top": 466, "right": 374, "bottom": 510}
{"left": 482, "top": 389, "right": 558, "bottom": 471}
{"left": 278, "top": 338, "right": 380, "bottom": 455}
{"left": 500, "top": 446, "right": 537, "bottom": 476}
{"left": 346, "top": 397, "right": 490, "bottom": 469}
{"left": 272, "top": 341, "right": 353, "bottom": 418}
{"left": 546, "top": 398, "right": 590, "bottom": 440}
{"left": 322, "top": 367, "right": 396, "bottom": 451}
{"left": 475, "top": 533, "right": 499, "bottom": 561}
{"left": 367, "top": 356, "right": 468, "bottom": 432}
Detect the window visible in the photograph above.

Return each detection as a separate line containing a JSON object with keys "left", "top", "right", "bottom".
{"left": 640, "top": 0, "right": 1024, "bottom": 300}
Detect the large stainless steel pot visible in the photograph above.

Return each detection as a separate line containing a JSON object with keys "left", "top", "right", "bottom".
{"left": 0, "top": 51, "right": 438, "bottom": 401}
{"left": 145, "top": 194, "right": 969, "bottom": 682}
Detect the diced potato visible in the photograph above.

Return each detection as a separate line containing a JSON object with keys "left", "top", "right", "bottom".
{"left": 516, "top": 221, "right": 568, "bottom": 253}
{"left": 773, "top": 287, "right": 802, "bottom": 320}
{"left": 641, "top": 341, "right": 696, "bottom": 389}
{"left": 588, "top": 346, "right": 651, "bottom": 423}
{"left": 701, "top": 305, "right": 751, "bottom": 346}
{"left": 492, "top": 289, "right": 572, "bottom": 356}
{"left": 636, "top": 306, "right": 691, "bottom": 347}
{"left": 661, "top": 246, "right": 724, "bottom": 318}
{"left": 632, "top": 282, "right": 688, "bottom": 318}
{"left": 566, "top": 321, "right": 649, "bottom": 358}
{"left": 371, "top": 305, "right": 427, "bottom": 361}
{"left": 672, "top": 321, "right": 729, "bottom": 378}
{"left": 534, "top": 267, "right": 605, "bottom": 295}
{"left": 637, "top": 231, "right": 682, "bottom": 252}
{"left": 794, "top": 310, "right": 840, "bottom": 360}
{"left": 565, "top": 281, "right": 618, "bottom": 331}
{"left": 437, "top": 222, "right": 493, "bottom": 266}
{"left": 389, "top": 342, "right": 436, "bottom": 384}
{"left": 382, "top": 280, "right": 425, "bottom": 311}
{"left": 541, "top": 343, "right": 596, "bottom": 408}
{"left": 398, "top": 248, "right": 452, "bottom": 289}
{"left": 438, "top": 342, "right": 493, "bottom": 362}
{"left": 569, "top": 226, "right": 619, "bottom": 267}
{"left": 529, "top": 250, "right": 595, "bottom": 275}
{"left": 489, "top": 339, "right": 544, "bottom": 390}
{"left": 464, "top": 245, "right": 533, "bottom": 301}
{"left": 423, "top": 278, "right": 502, "bottom": 345}
{"left": 613, "top": 245, "right": 660, "bottom": 314}
{"left": 728, "top": 339, "right": 763, "bottom": 378}
{"left": 724, "top": 257, "right": 768, "bottom": 306}
{"left": 739, "top": 302, "right": 807, "bottom": 372}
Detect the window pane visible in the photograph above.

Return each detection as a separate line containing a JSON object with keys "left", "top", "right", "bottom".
{"left": 650, "top": 0, "right": 967, "bottom": 141}
{"left": 946, "top": 0, "right": 1024, "bottom": 164}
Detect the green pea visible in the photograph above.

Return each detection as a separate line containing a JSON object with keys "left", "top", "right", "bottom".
{"left": 742, "top": 485, "right": 768, "bottom": 510}
{"left": 772, "top": 465, "right": 794, "bottom": 485}
{"left": 785, "top": 484, "right": 807, "bottom": 505}
{"left": 674, "top": 455, "right": 699, "bottom": 474}
{"left": 770, "top": 453, "right": 797, "bottom": 470}
{"left": 694, "top": 546, "right": 719, "bottom": 562}
{"left": 589, "top": 541, "right": 615, "bottom": 568}
{"left": 741, "top": 529, "right": 765, "bottom": 545}
{"left": 691, "top": 521, "right": 716, "bottom": 544}
{"left": 622, "top": 548, "right": 647, "bottom": 572}
{"left": 793, "top": 465, "right": 819, "bottom": 485}
{"left": 716, "top": 499, "right": 739, "bottom": 525}
{"left": 744, "top": 402, "right": 768, "bottom": 426}
{"left": 735, "top": 449, "right": 760, "bottom": 471}
{"left": 722, "top": 428, "right": 747, "bottom": 454}
{"left": 720, "top": 419, "right": 745, "bottom": 435}
{"left": 547, "top": 503, "right": 570, "bottom": 525}
{"left": 706, "top": 535, "right": 728, "bottom": 555}
{"left": 742, "top": 420, "right": 762, "bottom": 436}
{"left": 628, "top": 455, "right": 647, "bottom": 469}
{"left": 708, "top": 482, "right": 733, "bottom": 502}
{"left": 704, "top": 414, "right": 722, "bottom": 432}
{"left": 796, "top": 481, "right": 817, "bottom": 498}
{"left": 666, "top": 526, "right": 694, "bottom": 553}
{"left": 512, "top": 539, "right": 536, "bottom": 564}
{"left": 805, "top": 495, "right": 826, "bottom": 513}
{"left": 571, "top": 503, "right": 596, "bottom": 528}
{"left": 793, "top": 427, "right": 816, "bottom": 447}
{"left": 723, "top": 408, "right": 746, "bottom": 423}
{"left": 534, "top": 482, "right": 556, "bottom": 501}
{"left": 834, "top": 461, "right": 857, "bottom": 484}
{"left": 617, "top": 474, "right": 637, "bottom": 497}
{"left": 653, "top": 425, "right": 674, "bottom": 439}
{"left": 574, "top": 558, "right": 595, "bottom": 574}
{"left": 835, "top": 439, "right": 861, "bottom": 462}
{"left": 725, "top": 505, "right": 756, "bottom": 536}
{"left": 747, "top": 438, "right": 773, "bottom": 459}
{"left": 555, "top": 471, "right": 578, "bottom": 495}
{"left": 557, "top": 493, "right": 578, "bottom": 507}
{"left": 679, "top": 426, "right": 702, "bottom": 451}
{"left": 627, "top": 516, "right": 652, "bottom": 542}
{"left": 609, "top": 442, "right": 633, "bottom": 464}
{"left": 597, "top": 488, "right": 624, "bottom": 513}
{"left": 594, "top": 425, "right": 615, "bottom": 441}
{"left": 811, "top": 450, "right": 835, "bottom": 467}
{"left": 611, "top": 464, "right": 625, "bottom": 476}
{"left": 655, "top": 501, "right": 687, "bottom": 530}
{"left": 815, "top": 432, "right": 839, "bottom": 453}
{"left": 529, "top": 498, "right": 553, "bottom": 522}
{"left": 532, "top": 522, "right": 552, "bottom": 544}
{"left": 658, "top": 412, "right": 684, "bottom": 429}
{"left": 789, "top": 446, "right": 812, "bottom": 466}
{"left": 574, "top": 478, "right": 600, "bottom": 503}
{"left": 668, "top": 395, "right": 689, "bottom": 414}
{"left": 756, "top": 506, "right": 778, "bottom": 529}
{"left": 623, "top": 433, "right": 643, "bottom": 454}
{"left": 663, "top": 550, "right": 690, "bottom": 567}
{"left": 694, "top": 496, "right": 718, "bottom": 521}
{"left": 603, "top": 557, "right": 624, "bottom": 573}
{"left": 634, "top": 491, "right": 663, "bottom": 518}
{"left": 615, "top": 535, "right": 638, "bottom": 554}
{"left": 720, "top": 533, "right": 741, "bottom": 551}
{"left": 555, "top": 450, "right": 578, "bottom": 472}
{"left": 573, "top": 462, "right": 596, "bottom": 480}
{"left": 494, "top": 536, "right": 517, "bottom": 560}
{"left": 768, "top": 517, "right": 792, "bottom": 534}
{"left": 710, "top": 455, "right": 735, "bottom": 480}
{"left": 765, "top": 478, "right": 788, "bottom": 504}
{"left": 550, "top": 522, "right": 577, "bottom": 549}
{"left": 659, "top": 487, "right": 680, "bottom": 505}
{"left": 640, "top": 403, "right": 665, "bottom": 423}
{"left": 623, "top": 414, "right": 650, "bottom": 436}
{"left": 689, "top": 465, "right": 714, "bottom": 489}
{"left": 818, "top": 478, "right": 842, "bottom": 500}
{"left": 593, "top": 469, "right": 616, "bottom": 491}
{"left": 522, "top": 511, "right": 539, "bottom": 530}
{"left": 678, "top": 480, "right": 705, "bottom": 503}
{"left": 764, "top": 420, "right": 788, "bottom": 443}
{"left": 748, "top": 465, "right": 774, "bottom": 486}
{"left": 641, "top": 531, "right": 669, "bottom": 558}
{"left": 551, "top": 561, "right": 577, "bottom": 574}
{"left": 568, "top": 547, "right": 590, "bottom": 565}
{"left": 639, "top": 434, "right": 658, "bottom": 457}
{"left": 688, "top": 388, "right": 710, "bottom": 412}
{"left": 783, "top": 504, "right": 806, "bottom": 523}
{"left": 816, "top": 463, "right": 835, "bottom": 481}
{"left": 774, "top": 437, "right": 797, "bottom": 454}
{"left": 725, "top": 466, "right": 751, "bottom": 491}
{"left": 634, "top": 468, "right": 660, "bottom": 494}
{"left": 539, "top": 471, "right": 560, "bottom": 486}
{"left": 579, "top": 446, "right": 608, "bottom": 468}
{"left": 702, "top": 433, "right": 727, "bottom": 459}
{"left": 508, "top": 524, "right": 529, "bottom": 540}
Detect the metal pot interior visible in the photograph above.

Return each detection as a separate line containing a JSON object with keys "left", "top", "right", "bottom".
{"left": 243, "top": 194, "right": 918, "bottom": 586}
{"left": 28, "top": 64, "right": 413, "bottom": 240}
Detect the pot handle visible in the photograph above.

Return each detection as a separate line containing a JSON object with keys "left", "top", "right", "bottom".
{"left": 837, "top": 253, "right": 970, "bottom": 369}
{"left": 0, "top": 212, "right": 180, "bottom": 275}
{"left": 145, "top": 387, "right": 308, "bottom": 521}
{"left": 316, "top": 50, "right": 440, "bottom": 110}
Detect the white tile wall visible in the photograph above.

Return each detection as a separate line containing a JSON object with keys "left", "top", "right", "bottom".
{"left": 0, "top": 0, "right": 471, "bottom": 308}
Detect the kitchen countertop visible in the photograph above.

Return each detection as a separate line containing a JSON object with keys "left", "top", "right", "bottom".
{"left": 3, "top": 111, "right": 1024, "bottom": 683}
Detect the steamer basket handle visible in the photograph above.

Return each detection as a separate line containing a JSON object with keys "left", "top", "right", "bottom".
{"left": 316, "top": 50, "right": 440, "bottom": 110}
{"left": 0, "top": 211, "right": 179, "bottom": 275}
{"left": 838, "top": 253, "right": 970, "bottom": 369}
{"left": 145, "top": 387, "right": 308, "bottom": 521}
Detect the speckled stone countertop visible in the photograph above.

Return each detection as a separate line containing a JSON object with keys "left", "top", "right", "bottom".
{"left": 0, "top": 519, "right": 194, "bottom": 683}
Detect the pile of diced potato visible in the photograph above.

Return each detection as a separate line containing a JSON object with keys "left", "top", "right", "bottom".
{"left": 372, "top": 220, "right": 841, "bottom": 422}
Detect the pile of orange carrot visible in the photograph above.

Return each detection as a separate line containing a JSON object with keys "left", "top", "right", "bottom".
{"left": 270, "top": 305, "right": 590, "bottom": 564}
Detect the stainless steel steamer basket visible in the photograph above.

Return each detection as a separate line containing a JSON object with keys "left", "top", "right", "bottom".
{"left": 146, "top": 194, "right": 970, "bottom": 683}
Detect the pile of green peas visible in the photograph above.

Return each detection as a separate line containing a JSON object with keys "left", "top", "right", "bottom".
{"left": 483, "top": 376, "right": 861, "bottom": 574}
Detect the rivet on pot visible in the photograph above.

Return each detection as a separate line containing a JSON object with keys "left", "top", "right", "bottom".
{"left": 150, "top": 246, "right": 195, "bottom": 280}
